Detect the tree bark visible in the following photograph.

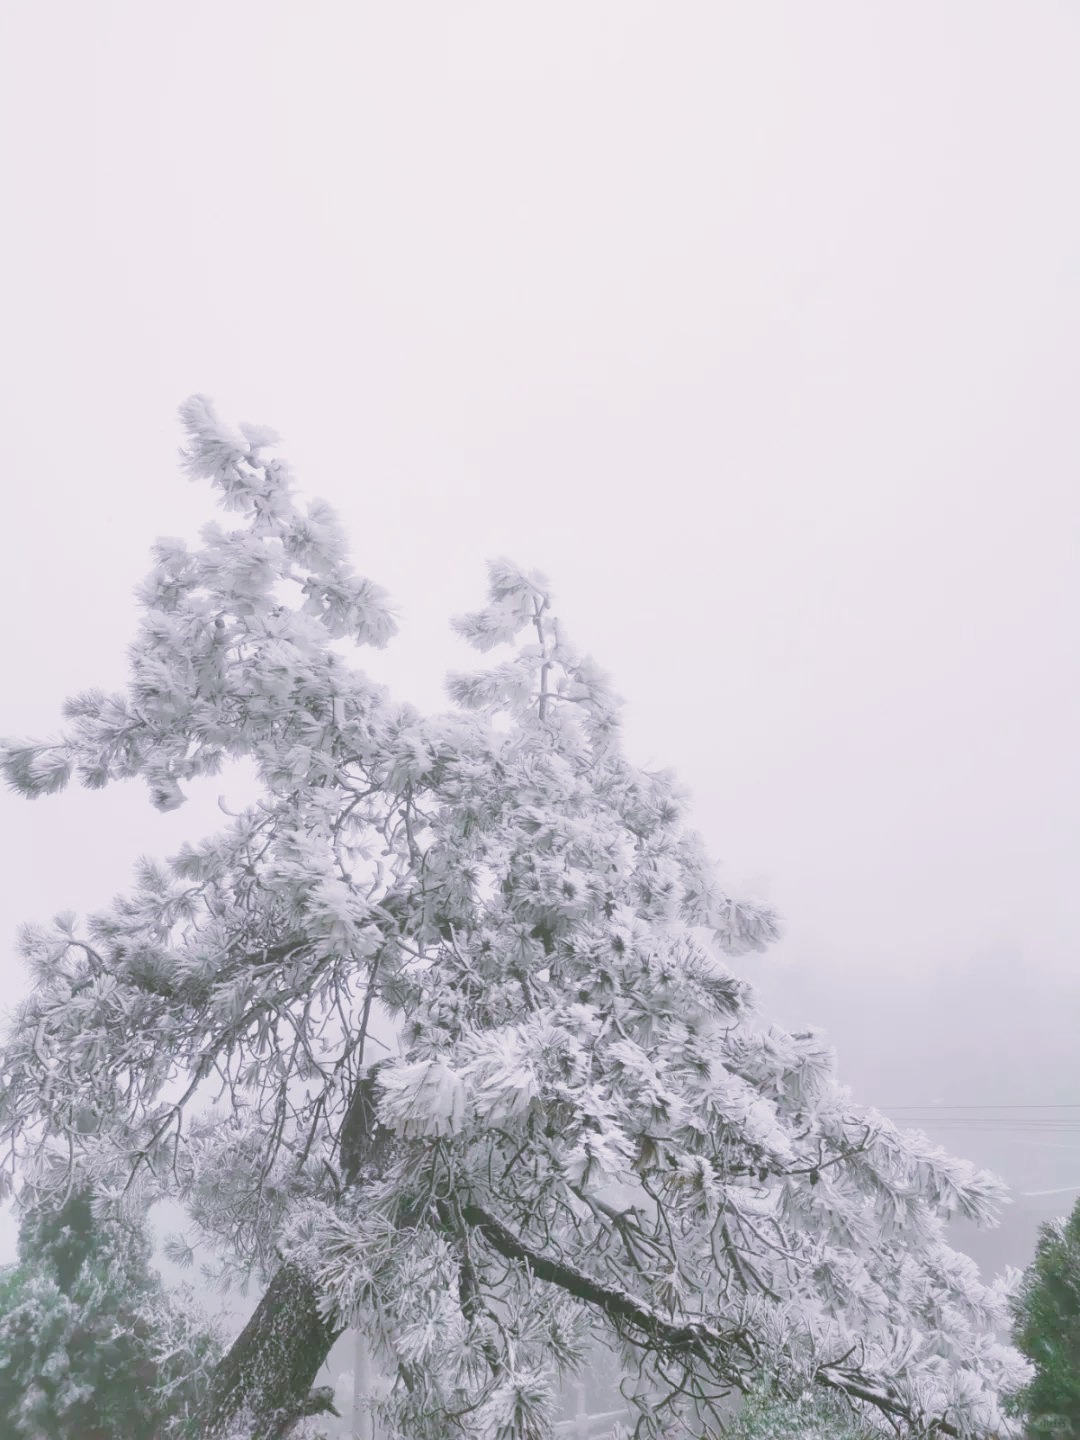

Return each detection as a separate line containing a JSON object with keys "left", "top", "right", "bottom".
{"left": 196, "top": 1260, "right": 340, "bottom": 1439}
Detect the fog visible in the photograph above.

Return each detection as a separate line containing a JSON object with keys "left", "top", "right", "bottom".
{"left": 1, "top": 2, "right": 1078, "bottom": 1290}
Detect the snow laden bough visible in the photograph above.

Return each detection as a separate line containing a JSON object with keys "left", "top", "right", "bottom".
{"left": 0, "top": 397, "right": 1030, "bottom": 1440}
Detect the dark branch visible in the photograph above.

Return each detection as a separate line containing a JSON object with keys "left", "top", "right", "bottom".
{"left": 461, "top": 1202, "right": 755, "bottom": 1373}
{"left": 461, "top": 1202, "right": 961, "bottom": 1439}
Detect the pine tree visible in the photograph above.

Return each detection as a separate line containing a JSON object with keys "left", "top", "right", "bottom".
{"left": 0, "top": 1188, "right": 218, "bottom": 1439}
{"left": 0, "top": 398, "right": 1031, "bottom": 1439}
{"left": 1010, "top": 1199, "right": 1080, "bottom": 1436}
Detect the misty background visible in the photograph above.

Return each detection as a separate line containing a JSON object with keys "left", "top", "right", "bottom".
{"left": 1, "top": 2, "right": 1078, "bottom": 1304}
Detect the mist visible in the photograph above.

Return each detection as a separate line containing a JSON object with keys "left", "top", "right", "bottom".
{"left": 1, "top": 0, "right": 1077, "bottom": 1345}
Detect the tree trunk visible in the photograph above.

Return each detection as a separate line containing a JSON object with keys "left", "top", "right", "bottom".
{"left": 196, "top": 1071, "right": 389, "bottom": 1437}
{"left": 196, "top": 1261, "right": 340, "bottom": 1440}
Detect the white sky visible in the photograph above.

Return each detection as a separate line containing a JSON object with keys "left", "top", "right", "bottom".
{"left": 2, "top": 3, "right": 1079, "bottom": 1268}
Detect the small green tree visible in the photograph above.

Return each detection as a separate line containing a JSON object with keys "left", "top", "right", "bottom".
{"left": 0, "top": 1189, "right": 219, "bottom": 1440}
{"left": 1011, "top": 1200, "right": 1080, "bottom": 1436}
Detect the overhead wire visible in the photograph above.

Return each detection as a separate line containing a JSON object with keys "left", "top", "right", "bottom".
{"left": 881, "top": 1105, "right": 1080, "bottom": 1129}
{"left": 873, "top": 1106, "right": 1080, "bottom": 1195}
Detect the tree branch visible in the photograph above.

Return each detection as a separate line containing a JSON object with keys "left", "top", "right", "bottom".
{"left": 461, "top": 1202, "right": 961, "bottom": 1438}
{"left": 461, "top": 1201, "right": 755, "bottom": 1374}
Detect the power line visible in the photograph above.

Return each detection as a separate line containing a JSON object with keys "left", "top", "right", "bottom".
{"left": 875, "top": 1106, "right": 1080, "bottom": 1146}
{"left": 882, "top": 1103, "right": 1080, "bottom": 1110}
{"left": 884, "top": 1119, "right": 1080, "bottom": 1131}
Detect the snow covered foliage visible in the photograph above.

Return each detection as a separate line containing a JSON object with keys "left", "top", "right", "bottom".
{"left": 726, "top": 1376, "right": 878, "bottom": 1440}
{"left": 0, "top": 398, "right": 1031, "bottom": 1439}
{"left": 0, "top": 1189, "right": 219, "bottom": 1439}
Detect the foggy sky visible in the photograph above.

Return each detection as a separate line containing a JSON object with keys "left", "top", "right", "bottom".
{"left": 1, "top": 3, "right": 1078, "bottom": 1273}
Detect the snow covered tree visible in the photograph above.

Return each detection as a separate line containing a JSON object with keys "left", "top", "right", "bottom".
{"left": 0, "top": 397, "right": 1031, "bottom": 1440}
{"left": 1009, "top": 1198, "right": 1080, "bottom": 1436}
{"left": 0, "top": 1187, "right": 218, "bottom": 1438}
